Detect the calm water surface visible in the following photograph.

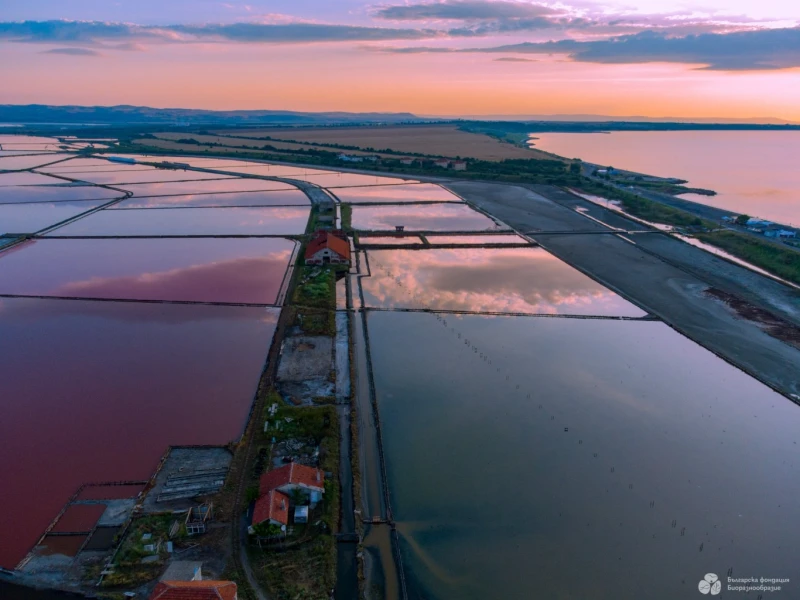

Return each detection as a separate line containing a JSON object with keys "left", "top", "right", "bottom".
{"left": 0, "top": 238, "right": 295, "bottom": 303}
{"left": 359, "top": 235, "right": 425, "bottom": 245}
{"left": 530, "top": 131, "right": 800, "bottom": 224}
{"left": 333, "top": 184, "right": 460, "bottom": 204}
{"left": 302, "top": 172, "right": 416, "bottom": 187}
{"left": 47, "top": 206, "right": 310, "bottom": 236}
{"left": 118, "top": 178, "right": 294, "bottom": 197}
{"left": 0, "top": 201, "right": 106, "bottom": 234}
{"left": 362, "top": 247, "right": 645, "bottom": 316}
{"left": 0, "top": 582, "right": 86, "bottom": 600}
{"left": 66, "top": 168, "right": 236, "bottom": 185}
{"left": 0, "top": 298, "right": 279, "bottom": 569}
{"left": 216, "top": 164, "right": 335, "bottom": 177}
{"left": 424, "top": 234, "right": 528, "bottom": 245}
{"left": 0, "top": 135, "right": 59, "bottom": 143}
{"left": 0, "top": 172, "right": 64, "bottom": 186}
{"left": 0, "top": 154, "right": 72, "bottom": 170}
{"left": 111, "top": 189, "right": 309, "bottom": 208}
{"left": 352, "top": 204, "right": 501, "bottom": 232}
{"left": 38, "top": 158, "right": 145, "bottom": 171}
{"left": 369, "top": 312, "right": 800, "bottom": 599}
{"left": 0, "top": 185, "right": 122, "bottom": 204}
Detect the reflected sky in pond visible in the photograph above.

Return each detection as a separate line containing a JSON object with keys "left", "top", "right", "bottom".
{"left": 0, "top": 135, "right": 61, "bottom": 144}
{"left": 302, "top": 172, "right": 416, "bottom": 187}
{"left": 151, "top": 157, "right": 267, "bottom": 169}
{"left": 0, "top": 154, "right": 72, "bottom": 170}
{"left": 0, "top": 200, "right": 107, "bottom": 235}
{"left": 362, "top": 247, "right": 644, "bottom": 316}
{"left": 368, "top": 312, "right": 800, "bottom": 600}
{"left": 38, "top": 158, "right": 144, "bottom": 171}
{"left": 359, "top": 235, "right": 424, "bottom": 246}
{"left": 110, "top": 189, "right": 309, "bottom": 209}
{"left": 118, "top": 178, "right": 294, "bottom": 196}
{"left": 0, "top": 238, "right": 294, "bottom": 304}
{"left": 47, "top": 206, "right": 310, "bottom": 236}
{"left": 352, "top": 204, "right": 501, "bottom": 232}
{"left": 214, "top": 164, "right": 335, "bottom": 178}
{"left": 66, "top": 169, "right": 236, "bottom": 185}
{"left": 0, "top": 298, "right": 278, "bottom": 569}
{"left": 333, "top": 183, "right": 460, "bottom": 204}
{"left": 0, "top": 172, "right": 64, "bottom": 186}
{"left": 424, "top": 234, "right": 528, "bottom": 245}
{"left": 0, "top": 185, "right": 122, "bottom": 204}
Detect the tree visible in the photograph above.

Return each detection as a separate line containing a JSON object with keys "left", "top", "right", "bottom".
{"left": 735, "top": 214, "right": 751, "bottom": 225}
{"left": 569, "top": 162, "right": 581, "bottom": 175}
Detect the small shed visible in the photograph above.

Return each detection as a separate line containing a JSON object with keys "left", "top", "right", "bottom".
{"left": 294, "top": 506, "right": 309, "bottom": 524}
{"left": 185, "top": 503, "right": 213, "bottom": 535}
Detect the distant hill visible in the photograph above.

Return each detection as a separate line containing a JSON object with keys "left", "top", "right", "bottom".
{"left": 0, "top": 104, "right": 423, "bottom": 126}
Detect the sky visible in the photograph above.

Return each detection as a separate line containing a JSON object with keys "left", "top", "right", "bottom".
{"left": 1, "top": 0, "right": 799, "bottom": 120}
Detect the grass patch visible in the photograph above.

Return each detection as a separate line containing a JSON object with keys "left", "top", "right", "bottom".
{"left": 340, "top": 204, "right": 352, "bottom": 232}
{"left": 247, "top": 536, "right": 336, "bottom": 600}
{"left": 630, "top": 180, "right": 715, "bottom": 196}
{"left": 295, "top": 307, "right": 336, "bottom": 336}
{"left": 293, "top": 266, "right": 336, "bottom": 310}
{"left": 695, "top": 231, "right": 800, "bottom": 285}
{"left": 264, "top": 404, "right": 338, "bottom": 454}
{"left": 305, "top": 206, "right": 324, "bottom": 235}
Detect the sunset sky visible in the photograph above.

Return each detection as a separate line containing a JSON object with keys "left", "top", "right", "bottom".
{"left": 1, "top": 0, "right": 799, "bottom": 120}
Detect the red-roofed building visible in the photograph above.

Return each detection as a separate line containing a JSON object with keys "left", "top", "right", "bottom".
{"left": 252, "top": 489, "right": 290, "bottom": 527}
{"left": 305, "top": 230, "right": 350, "bottom": 266}
{"left": 149, "top": 580, "right": 238, "bottom": 600}
{"left": 259, "top": 462, "right": 325, "bottom": 501}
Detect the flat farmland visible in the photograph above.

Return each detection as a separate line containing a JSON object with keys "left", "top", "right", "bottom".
{"left": 214, "top": 124, "right": 554, "bottom": 161}
{"left": 144, "top": 133, "right": 397, "bottom": 158}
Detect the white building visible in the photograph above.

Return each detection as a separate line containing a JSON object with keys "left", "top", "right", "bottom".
{"left": 338, "top": 153, "right": 364, "bottom": 163}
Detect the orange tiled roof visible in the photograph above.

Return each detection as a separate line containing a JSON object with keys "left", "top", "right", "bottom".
{"left": 252, "top": 489, "right": 290, "bottom": 526}
{"left": 304, "top": 230, "right": 350, "bottom": 261}
{"left": 149, "top": 580, "right": 237, "bottom": 600}
{"left": 259, "top": 462, "right": 325, "bottom": 495}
